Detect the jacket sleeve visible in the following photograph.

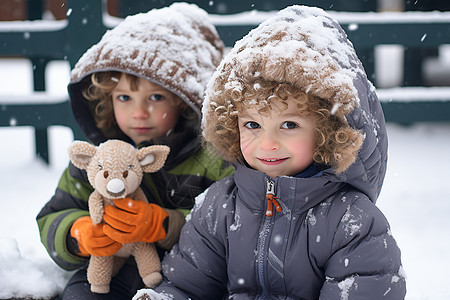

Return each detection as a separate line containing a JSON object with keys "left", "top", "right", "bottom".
{"left": 36, "top": 163, "right": 92, "bottom": 270}
{"left": 318, "top": 194, "right": 406, "bottom": 299}
{"left": 151, "top": 183, "right": 230, "bottom": 299}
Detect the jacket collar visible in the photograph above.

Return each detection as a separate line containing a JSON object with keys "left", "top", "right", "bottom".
{"left": 234, "top": 164, "right": 344, "bottom": 215}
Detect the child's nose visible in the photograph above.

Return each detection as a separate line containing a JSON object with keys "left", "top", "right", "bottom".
{"left": 132, "top": 102, "right": 151, "bottom": 119}
{"left": 259, "top": 132, "right": 280, "bottom": 151}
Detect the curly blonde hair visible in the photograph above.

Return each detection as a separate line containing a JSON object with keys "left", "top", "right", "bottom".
{"left": 82, "top": 71, "right": 196, "bottom": 130}
{"left": 203, "top": 78, "right": 363, "bottom": 174}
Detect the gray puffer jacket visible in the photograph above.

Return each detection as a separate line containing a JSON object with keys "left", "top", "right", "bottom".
{"left": 145, "top": 5, "right": 406, "bottom": 300}
{"left": 152, "top": 163, "right": 405, "bottom": 299}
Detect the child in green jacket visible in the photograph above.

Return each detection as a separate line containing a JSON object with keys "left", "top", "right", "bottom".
{"left": 36, "top": 3, "right": 233, "bottom": 299}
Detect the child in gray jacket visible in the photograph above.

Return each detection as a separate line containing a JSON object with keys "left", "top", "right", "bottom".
{"left": 134, "top": 5, "right": 406, "bottom": 300}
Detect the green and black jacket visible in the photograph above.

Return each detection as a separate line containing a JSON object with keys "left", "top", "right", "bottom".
{"left": 36, "top": 74, "right": 234, "bottom": 270}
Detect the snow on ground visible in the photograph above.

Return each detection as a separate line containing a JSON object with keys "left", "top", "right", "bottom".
{"left": 0, "top": 126, "right": 75, "bottom": 299}
{"left": 377, "top": 123, "right": 450, "bottom": 300}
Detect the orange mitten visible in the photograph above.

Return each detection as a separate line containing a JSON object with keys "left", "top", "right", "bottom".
{"left": 70, "top": 216, "right": 122, "bottom": 257}
{"left": 103, "top": 198, "right": 169, "bottom": 244}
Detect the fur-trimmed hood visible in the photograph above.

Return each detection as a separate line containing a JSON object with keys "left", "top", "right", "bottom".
{"left": 202, "top": 5, "right": 388, "bottom": 202}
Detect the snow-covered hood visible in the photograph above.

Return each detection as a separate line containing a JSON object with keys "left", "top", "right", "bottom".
{"left": 203, "top": 5, "right": 387, "bottom": 202}
{"left": 68, "top": 3, "right": 224, "bottom": 145}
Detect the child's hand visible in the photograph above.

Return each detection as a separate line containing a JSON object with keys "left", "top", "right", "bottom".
{"left": 103, "top": 198, "right": 169, "bottom": 244}
{"left": 70, "top": 216, "right": 122, "bottom": 257}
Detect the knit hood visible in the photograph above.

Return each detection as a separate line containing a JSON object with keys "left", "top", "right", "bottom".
{"left": 68, "top": 2, "right": 224, "bottom": 145}
{"left": 202, "top": 5, "right": 388, "bottom": 202}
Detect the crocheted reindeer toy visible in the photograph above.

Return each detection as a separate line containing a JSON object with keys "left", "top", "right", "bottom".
{"left": 68, "top": 139, "right": 170, "bottom": 294}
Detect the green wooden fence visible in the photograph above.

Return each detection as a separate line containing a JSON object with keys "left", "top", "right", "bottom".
{"left": 1, "top": 0, "right": 449, "bottom": 164}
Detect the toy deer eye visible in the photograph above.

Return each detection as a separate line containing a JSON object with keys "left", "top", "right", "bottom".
{"left": 123, "top": 170, "right": 129, "bottom": 178}
{"left": 98, "top": 164, "right": 103, "bottom": 170}
{"left": 129, "top": 164, "right": 135, "bottom": 169}
{"left": 103, "top": 171, "right": 109, "bottom": 178}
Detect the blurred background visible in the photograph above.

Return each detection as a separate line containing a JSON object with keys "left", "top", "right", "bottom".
{"left": 1, "top": 0, "right": 450, "bottom": 88}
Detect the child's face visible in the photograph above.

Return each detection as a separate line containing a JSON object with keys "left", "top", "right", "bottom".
{"left": 238, "top": 97, "right": 316, "bottom": 179}
{"left": 112, "top": 74, "right": 180, "bottom": 144}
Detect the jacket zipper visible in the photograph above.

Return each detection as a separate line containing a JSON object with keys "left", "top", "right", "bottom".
{"left": 265, "top": 179, "right": 282, "bottom": 217}
{"left": 257, "top": 178, "right": 282, "bottom": 299}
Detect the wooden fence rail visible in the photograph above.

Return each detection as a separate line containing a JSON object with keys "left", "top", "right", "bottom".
{"left": 1, "top": 1, "right": 449, "bottom": 163}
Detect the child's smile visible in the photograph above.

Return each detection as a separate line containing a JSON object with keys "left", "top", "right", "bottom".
{"left": 257, "top": 157, "right": 289, "bottom": 165}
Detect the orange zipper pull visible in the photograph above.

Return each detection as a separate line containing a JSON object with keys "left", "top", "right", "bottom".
{"left": 265, "top": 180, "right": 281, "bottom": 217}
{"left": 266, "top": 198, "right": 274, "bottom": 217}
{"left": 272, "top": 197, "right": 282, "bottom": 213}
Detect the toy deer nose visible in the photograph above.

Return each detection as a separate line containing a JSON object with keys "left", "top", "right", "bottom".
{"left": 107, "top": 178, "right": 125, "bottom": 194}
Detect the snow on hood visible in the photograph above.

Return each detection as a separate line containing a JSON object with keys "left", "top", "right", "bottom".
{"left": 203, "top": 5, "right": 369, "bottom": 122}
{"left": 68, "top": 2, "right": 224, "bottom": 144}
{"left": 202, "top": 5, "right": 388, "bottom": 202}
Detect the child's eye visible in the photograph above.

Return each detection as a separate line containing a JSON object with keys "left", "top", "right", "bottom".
{"left": 281, "top": 121, "right": 298, "bottom": 129}
{"left": 150, "top": 94, "right": 164, "bottom": 101}
{"left": 117, "top": 95, "right": 130, "bottom": 102}
{"left": 244, "top": 121, "right": 260, "bottom": 129}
